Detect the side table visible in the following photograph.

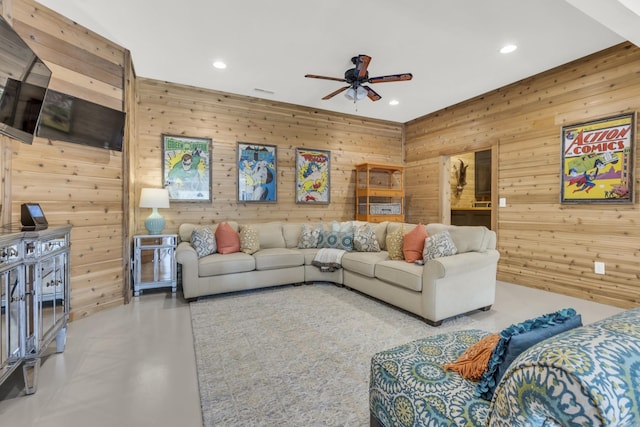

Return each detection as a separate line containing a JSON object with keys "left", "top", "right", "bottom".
{"left": 132, "top": 234, "right": 177, "bottom": 296}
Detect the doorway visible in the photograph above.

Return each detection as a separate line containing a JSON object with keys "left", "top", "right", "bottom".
{"left": 441, "top": 147, "right": 496, "bottom": 230}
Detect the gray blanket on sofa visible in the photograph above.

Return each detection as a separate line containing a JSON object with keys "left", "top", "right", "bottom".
{"left": 312, "top": 248, "right": 346, "bottom": 272}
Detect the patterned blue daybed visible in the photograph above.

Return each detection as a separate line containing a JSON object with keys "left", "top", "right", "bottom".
{"left": 370, "top": 307, "right": 640, "bottom": 426}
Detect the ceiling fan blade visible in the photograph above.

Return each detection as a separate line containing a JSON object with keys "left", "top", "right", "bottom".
{"left": 363, "top": 86, "right": 381, "bottom": 101}
{"left": 354, "top": 55, "right": 372, "bottom": 79}
{"left": 305, "top": 74, "right": 347, "bottom": 82}
{"left": 368, "top": 73, "right": 413, "bottom": 84}
{"left": 322, "top": 86, "right": 349, "bottom": 100}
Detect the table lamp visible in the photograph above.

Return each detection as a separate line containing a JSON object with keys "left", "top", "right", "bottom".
{"left": 139, "top": 188, "right": 170, "bottom": 234}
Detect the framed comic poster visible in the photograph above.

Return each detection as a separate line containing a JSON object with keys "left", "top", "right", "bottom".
{"left": 561, "top": 113, "right": 635, "bottom": 204}
{"left": 237, "top": 143, "right": 277, "bottom": 202}
{"left": 296, "top": 148, "right": 330, "bottom": 204}
{"left": 162, "top": 134, "right": 212, "bottom": 202}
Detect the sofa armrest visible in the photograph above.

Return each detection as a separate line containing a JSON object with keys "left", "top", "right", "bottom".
{"left": 176, "top": 241, "right": 197, "bottom": 265}
{"left": 176, "top": 242, "right": 199, "bottom": 299}
{"left": 488, "top": 308, "right": 640, "bottom": 427}
{"left": 423, "top": 250, "right": 500, "bottom": 280}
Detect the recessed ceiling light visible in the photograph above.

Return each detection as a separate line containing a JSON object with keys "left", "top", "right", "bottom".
{"left": 500, "top": 44, "right": 517, "bottom": 54}
{"left": 389, "top": 100, "right": 399, "bottom": 106}
{"left": 213, "top": 61, "right": 227, "bottom": 69}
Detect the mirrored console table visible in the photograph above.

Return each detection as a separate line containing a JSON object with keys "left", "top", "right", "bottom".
{"left": 132, "top": 234, "right": 177, "bottom": 296}
{"left": 0, "top": 225, "right": 71, "bottom": 395}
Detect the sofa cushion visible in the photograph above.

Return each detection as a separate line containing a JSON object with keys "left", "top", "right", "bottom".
{"left": 240, "top": 225, "right": 260, "bottom": 254}
{"left": 353, "top": 223, "right": 380, "bottom": 252}
{"left": 426, "top": 224, "right": 489, "bottom": 253}
{"left": 255, "top": 222, "right": 286, "bottom": 248}
{"left": 342, "top": 251, "right": 389, "bottom": 277}
{"left": 423, "top": 231, "right": 458, "bottom": 261}
{"left": 254, "top": 248, "right": 305, "bottom": 271}
{"left": 403, "top": 223, "right": 427, "bottom": 262}
{"left": 198, "top": 252, "right": 255, "bottom": 276}
{"left": 375, "top": 260, "right": 423, "bottom": 292}
{"left": 191, "top": 226, "right": 217, "bottom": 258}
{"left": 282, "top": 223, "right": 302, "bottom": 248}
{"left": 299, "top": 248, "right": 321, "bottom": 265}
{"left": 475, "top": 308, "right": 582, "bottom": 400}
{"left": 215, "top": 222, "right": 241, "bottom": 254}
{"left": 385, "top": 225, "right": 405, "bottom": 260}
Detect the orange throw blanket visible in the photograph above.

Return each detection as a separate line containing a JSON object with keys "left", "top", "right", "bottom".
{"left": 442, "top": 333, "right": 500, "bottom": 380}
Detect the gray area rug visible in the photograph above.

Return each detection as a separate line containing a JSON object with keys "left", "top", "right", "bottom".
{"left": 190, "top": 283, "right": 480, "bottom": 426}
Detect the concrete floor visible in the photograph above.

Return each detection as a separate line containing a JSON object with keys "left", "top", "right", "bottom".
{"left": 0, "top": 281, "right": 624, "bottom": 427}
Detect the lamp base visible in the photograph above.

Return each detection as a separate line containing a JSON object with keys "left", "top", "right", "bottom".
{"left": 145, "top": 208, "right": 166, "bottom": 234}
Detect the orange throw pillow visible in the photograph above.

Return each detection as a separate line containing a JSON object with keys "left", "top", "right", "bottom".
{"left": 215, "top": 222, "right": 241, "bottom": 254}
{"left": 403, "top": 223, "right": 427, "bottom": 263}
{"left": 443, "top": 333, "right": 500, "bottom": 380}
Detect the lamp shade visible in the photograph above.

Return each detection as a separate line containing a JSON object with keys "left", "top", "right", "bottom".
{"left": 139, "top": 188, "right": 170, "bottom": 208}
{"left": 345, "top": 86, "right": 367, "bottom": 101}
{"left": 140, "top": 188, "right": 170, "bottom": 234}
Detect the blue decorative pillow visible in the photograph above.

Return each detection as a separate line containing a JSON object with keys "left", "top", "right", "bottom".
{"left": 475, "top": 308, "right": 582, "bottom": 400}
{"left": 319, "top": 230, "right": 353, "bottom": 251}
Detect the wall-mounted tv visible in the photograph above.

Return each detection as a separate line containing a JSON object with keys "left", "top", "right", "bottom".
{"left": 0, "top": 16, "right": 52, "bottom": 144}
{"left": 37, "top": 89, "right": 125, "bottom": 152}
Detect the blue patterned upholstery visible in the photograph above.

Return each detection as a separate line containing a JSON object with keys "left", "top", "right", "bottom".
{"left": 490, "top": 307, "right": 640, "bottom": 427}
{"left": 370, "top": 330, "right": 491, "bottom": 427}
{"left": 370, "top": 308, "right": 640, "bottom": 427}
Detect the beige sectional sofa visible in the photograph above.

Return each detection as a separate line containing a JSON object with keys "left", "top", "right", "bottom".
{"left": 176, "top": 221, "right": 500, "bottom": 326}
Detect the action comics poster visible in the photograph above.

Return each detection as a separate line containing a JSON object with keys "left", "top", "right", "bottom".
{"left": 561, "top": 113, "right": 635, "bottom": 203}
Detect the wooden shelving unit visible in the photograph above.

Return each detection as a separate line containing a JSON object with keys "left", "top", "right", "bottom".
{"left": 355, "top": 163, "right": 404, "bottom": 223}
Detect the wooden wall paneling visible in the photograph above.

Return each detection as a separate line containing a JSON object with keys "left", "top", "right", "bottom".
{"left": 405, "top": 42, "right": 640, "bottom": 309}
{"left": 135, "top": 78, "right": 403, "bottom": 233}
{"left": 122, "top": 49, "right": 135, "bottom": 302}
{"left": 6, "top": 0, "right": 127, "bottom": 320}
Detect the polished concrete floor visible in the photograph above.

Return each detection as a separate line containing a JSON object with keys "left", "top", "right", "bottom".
{"left": 0, "top": 281, "right": 624, "bottom": 427}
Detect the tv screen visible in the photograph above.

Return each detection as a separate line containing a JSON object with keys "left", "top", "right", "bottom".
{"left": 0, "top": 16, "right": 51, "bottom": 144}
{"left": 27, "top": 203, "right": 44, "bottom": 218}
{"left": 37, "top": 89, "right": 125, "bottom": 151}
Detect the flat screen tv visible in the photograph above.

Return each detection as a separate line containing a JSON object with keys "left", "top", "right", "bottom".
{"left": 37, "top": 89, "right": 125, "bottom": 152}
{"left": 0, "top": 16, "right": 52, "bottom": 144}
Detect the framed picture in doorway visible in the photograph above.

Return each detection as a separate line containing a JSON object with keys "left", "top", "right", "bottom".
{"left": 560, "top": 113, "right": 635, "bottom": 204}
{"left": 295, "top": 148, "right": 330, "bottom": 204}
{"left": 162, "top": 134, "right": 212, "bottom": 202}
{"left": 237, "top": 142, "right": 277, "bottom": 202}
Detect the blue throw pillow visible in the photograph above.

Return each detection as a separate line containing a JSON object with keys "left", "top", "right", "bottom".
{"left": 475, "top": 308, "right": 581, "bottom": 401}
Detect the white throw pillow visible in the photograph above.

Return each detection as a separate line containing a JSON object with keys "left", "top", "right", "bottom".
{"left": 191, "top": 226, "right": 217, "bottom": 258}
{"left": 353, "top": 223, "right": 380, "bottom": 252}
{"left": 423, "top": 231, "right": 458, "bottom": 261}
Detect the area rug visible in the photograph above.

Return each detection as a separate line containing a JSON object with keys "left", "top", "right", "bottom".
{"left": 190, "top": 283, "right": 479, "bottom": 426}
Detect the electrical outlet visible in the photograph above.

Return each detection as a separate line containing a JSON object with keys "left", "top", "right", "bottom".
{"left": 594, "top": 261, "right": 605, "bottom": 275}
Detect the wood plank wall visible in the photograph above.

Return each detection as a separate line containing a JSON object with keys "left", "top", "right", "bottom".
{"left": 2, "top": 0, "right": 127, "bottom": 319}
{"left": 405, "top": 42, "right": 640, "bottom": 309}
{"left": 134, "top": 78, "right": 403, "bottom": 233}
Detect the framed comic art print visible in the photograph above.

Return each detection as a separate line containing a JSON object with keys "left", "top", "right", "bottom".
{"left": 295, "top": 148, "right": 330, "bottom": 204}
{"left": 237, "top": 142, "right": 277, "bottom": 202}
{"left": 162, "top": 134, "right": 212, "bottom": 202}
{"left": 560, "top": 113, "right": 635, "bottom": 204}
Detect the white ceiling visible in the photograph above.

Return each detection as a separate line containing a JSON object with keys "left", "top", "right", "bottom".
{"left": 34, "top": 0, "right": 640, "bottom": 123}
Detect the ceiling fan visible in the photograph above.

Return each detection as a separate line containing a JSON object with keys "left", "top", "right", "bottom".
{"left": 305, "top": 54, "right": 413, "bottom": 102}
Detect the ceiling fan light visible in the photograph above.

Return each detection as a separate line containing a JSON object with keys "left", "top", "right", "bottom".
{"left": 345, "top": 87, "right": 356, "bottom": 100}
{"left": 345, "top": 86, "right": 367, "bottom": 101}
